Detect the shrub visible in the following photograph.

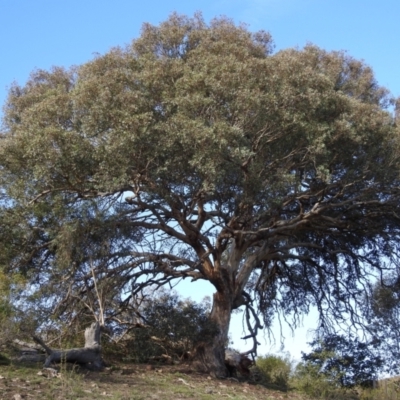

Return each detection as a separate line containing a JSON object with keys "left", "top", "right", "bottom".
{"left": 120, "top": 291, "right": 218, "bottom": 363}
{"left": 291, "top": 361, "right": 358, "bottom": 399}
{"left": 252, "top": 354, "right": 292, "bottom": 390}
{"left": 358, "top": 377, "right": 400, "bottom": 400}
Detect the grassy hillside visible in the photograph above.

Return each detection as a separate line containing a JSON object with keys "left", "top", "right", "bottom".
{"left": 0, "top": 361, "right": 309, "bottom": 400}
{"left": 1, "top": 351, "right": 399, "bottom": 400}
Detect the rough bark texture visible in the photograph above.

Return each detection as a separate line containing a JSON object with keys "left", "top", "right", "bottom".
{"left": 195, "top": 292, "right": 233, "bottom": 377}
{"left": 33, "top": 322, "right": 104, "bottom": 370}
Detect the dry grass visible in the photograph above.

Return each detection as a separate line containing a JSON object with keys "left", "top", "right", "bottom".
{"left": 2, "top": 354, "right": 399, "bottom": 400}
{"left": 0, "top": 360, "right": 310, "bottom": 400}
{"left": 358, "top": 377, "right": 400, "bottom": 400}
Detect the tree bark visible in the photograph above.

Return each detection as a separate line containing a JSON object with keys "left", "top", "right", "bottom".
{"left": 195, "top": 291, "right": 233, "bottom": 377}
{"left": 33, "top": 322, "right": 104, "bottom": 370}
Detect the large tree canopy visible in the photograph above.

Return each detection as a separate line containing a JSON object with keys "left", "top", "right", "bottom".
{"left": 1, "top": 13, "right": 400, "bottom": 376}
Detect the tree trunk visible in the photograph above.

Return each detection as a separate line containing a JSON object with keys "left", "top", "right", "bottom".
{"left": 33, "top": 322, "right": 104, "bottom": 370}
{"left": 195, "top": 291, "right": 232, "bottom": 377}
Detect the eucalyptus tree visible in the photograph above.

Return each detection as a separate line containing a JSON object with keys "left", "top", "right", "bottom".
{"left": 1, "top": 13, "right": 400, "bottom": 376}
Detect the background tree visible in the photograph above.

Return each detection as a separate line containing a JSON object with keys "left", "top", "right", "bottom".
{"left": 1, "top": 13, "right": 400, "bottom": 376}
{"left": 361, "top": 274, "right": 400, "bottom": 375}
{"left": 300, "top": 334, "right": 383, "bottom": 388}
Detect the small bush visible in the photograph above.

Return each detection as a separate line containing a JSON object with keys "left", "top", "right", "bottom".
{"left": 291, "top": 361, "right": 358, "bottom": 399}
{"left": 252, "top": 354, "right": 292, "bottom": 390}
{"left": 117, "top": 291, "right": 218, "bottom": 363}
{"left": 355, "top": 377, "right": 400, "bottom": 400}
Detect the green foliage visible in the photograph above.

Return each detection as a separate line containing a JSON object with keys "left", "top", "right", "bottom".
{"left": 358, "top": 378, "right": 400, "bottom": 400}
{"left": 0, "top": 270, "right": 31, "bottom": 344}
{"left": 291, "top": 361, "right": 358, "bottom": 399}
{"left": 290, "top": 333, "right": 386, "bottom": 399}
{"left": 252, "top": 354, "right": 292, "bottom": 390}
{"left": 120, "top": 291, "right": 218, "bottom": 363}
{"left": 0, "top": 12, "right": 400, "bottom": 374}
{"left": 301, "top": 334, "right": 382, "bottom": 388}
{"left": 363, "top": 275, "right": 400, "bottom": 376}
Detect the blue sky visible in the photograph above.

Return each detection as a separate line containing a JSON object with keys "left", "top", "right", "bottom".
{"left": 1, "top": 0, "right": 398, "bottom": 358}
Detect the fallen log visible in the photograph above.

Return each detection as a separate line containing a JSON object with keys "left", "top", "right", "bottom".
{"left": 13, "top": 339, "right": 44, "bottom": 353}
{"left": 32, "top": 322, "right": 104, "bottom": 370}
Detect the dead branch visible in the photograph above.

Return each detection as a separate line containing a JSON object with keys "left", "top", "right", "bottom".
{"left": 32, "top": 322, "right": 104, "bottom": 369}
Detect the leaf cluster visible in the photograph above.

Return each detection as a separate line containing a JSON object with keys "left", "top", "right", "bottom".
{"left": 119, "top": 290, "right": 218, "bottom": 362}
{"left": 300, "top": 334, "right": 383, "bottom": 388}
{"left": 253, "top": 354, "right": 292, "bottom": 390}
{"left": 361, "top": 275, "right": 400, "bottom": 375}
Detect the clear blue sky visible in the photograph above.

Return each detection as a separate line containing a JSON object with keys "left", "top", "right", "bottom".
{"left": 1, "top": 0, "right": 398, "bottom": 358}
